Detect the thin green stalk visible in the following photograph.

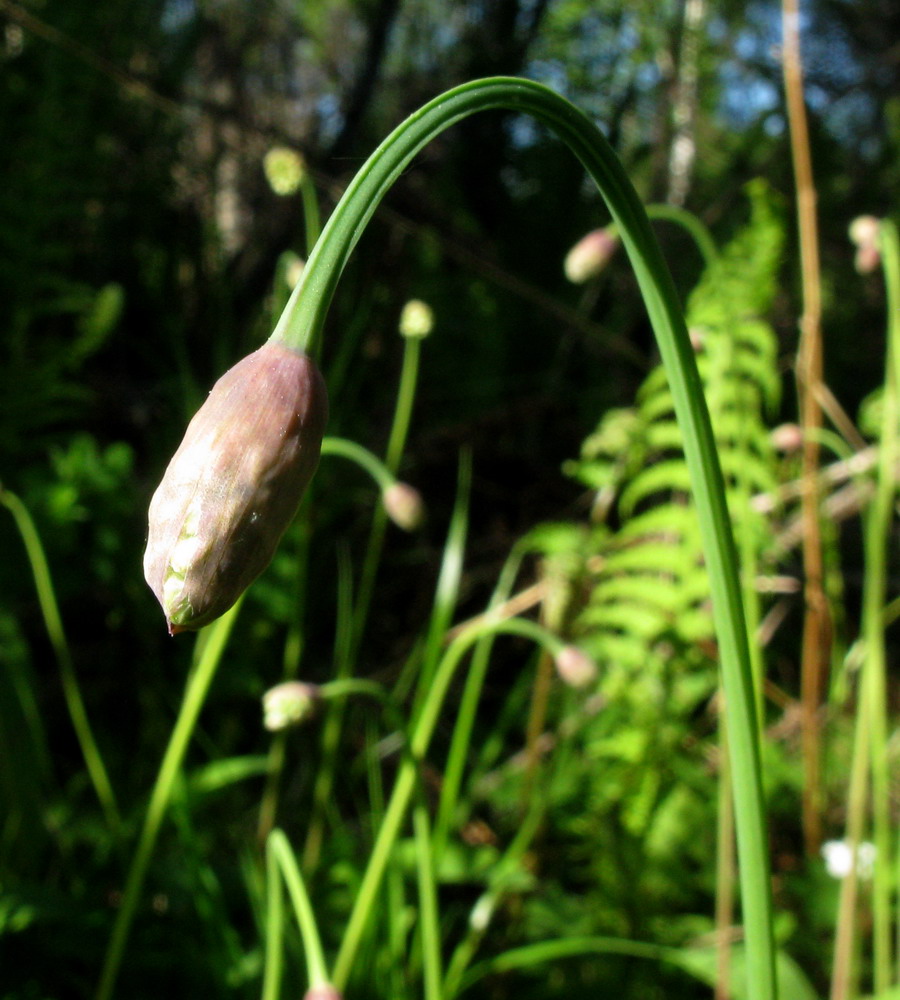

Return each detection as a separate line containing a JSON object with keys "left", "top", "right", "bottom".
{"left": 303, "top": 544, "right": 355, "bottom": 871}
{"left": 306, "top": 346, "right": 427, "bottom": 868}
{"left": 350, "top": 308, "right": 424, "bottom": 659}
{"left": 829, "top": 670, "right": 871, "bottom": 1000}
{"left": 321, "top": 435, "right": 395, "bottom": 490}
{"left": 458, "top": 936, "right": 710, "bottom": 994}
{"left": 258, "top": 518, "right": 311, "bottom": 845}
{"left": 606, "top": 202, "right": 718, "bottom": 269}
{"left": 432, "top": 545, "right": 528, "bottom": 857}
{"left": 830, "top": 219, "right": 900, "bottom": 1000}
{"left": 391, "top": 454, "right": 470, "bottom": 708}
{"left": 262, "top": 832, "right": 285, "bottom": 1000}
{"left": 413, "top": 792, "right": 443, "bottom": 1000}
{"left": 408, "top": 453, "right": 470, "bottom": 709}
{"left": 361, "top": 711, "right": 395, "bottom": 993}
{"left": 646, "top": 203, "right": 719, "bottom": 267}
{"left": 864, "top": 218, "right": 900, "bottom": 993}
{"left": 0, "top": 487, "right": 121, "bottom": 835}
{"left": 270, "top": 76, "right": 773, "bottom": 1000}
{"left": 386, "top": 335, "right": 422, "bottom": 471}
{"left": 881, "top": 221, "right": 900, "bottom": 989}
{"left": 95, "top": 600, "right": 241, "bottom": 1000}
{"left": 442, "top": 776, "right": 547, "bottom": 998}
{"left": 268, "top": 828, "right": 331, "bottom": 990}
{"left": 387, "top": 860, "right": 410, "bottom": 1000}
{"left": 318, "top": 678, "right": 405, "bottom": 734}
{"left": 331, "top": 615, "right": 567, "bottom": 991}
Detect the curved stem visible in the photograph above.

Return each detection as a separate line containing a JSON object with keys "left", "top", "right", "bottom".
{"left": 268, "top": 829, "right": 331, "bottom": 990}
{"left": 0, "top": 488, "right": 121, "bottom": 836}
{"left": 330, "top": 616, "right": 564, "bottom": 991}
{"left": 606, "top": 203, "right": 718, "bottom": 269}
{"left": 320, "top": 435, "right": 395, "bottom": 490}
{"left": 271, "top": 76, "right": 774, "bottom": 1000}
{"left": 645, "top": 203, "right": 718, "bottom": 268}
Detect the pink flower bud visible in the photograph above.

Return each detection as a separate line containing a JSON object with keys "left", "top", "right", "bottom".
{"left": 849, "top": 215, "right": 882, "bottom": 275}
{"left": 554, "top": 645, "right": 598, "bottom": 688}
{"left": 563, "top": 228, "right": 619, "bottom": 284}
{"left": 382, "top": 481, "right": 425, "bottom": 531}
{"left": 262, "top": 681, "right": 320, "bottom": 731}
{"left": 770, "top": 423, "right": 803, "bottom": 453}
{"left": 303, "top": 988, "right": 342, "bottom": 1000}
{"left": 144, "top": 342, "right": 328, "bottom": 633}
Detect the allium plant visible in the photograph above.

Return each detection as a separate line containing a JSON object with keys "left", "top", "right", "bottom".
{"left": 131, "top": 77, "right": 775, "bottom": 1000}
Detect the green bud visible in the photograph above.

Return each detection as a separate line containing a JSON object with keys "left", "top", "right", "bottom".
{"left": 398, "top": 299, "right": 434, "bottom": 339}
{"left": 263, "top": 146, "right": 307, "bottom": 196}
{"left": 144, "top": 342, "right": 328, "bottom": 633}
{"left": 262, "top": 681, "right": 321, "bottom": 731}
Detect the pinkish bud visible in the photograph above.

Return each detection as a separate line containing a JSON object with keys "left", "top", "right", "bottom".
{"left": 849, "top": 215, "right": 880, "bottom": 248}
{"left": 563, "top": 228, "right": 619, "bottom": 284}
{"left": 262, "top": 681, "right": 320, "bottom": 731}
{"left": 770, "top": 423, "right": 803, "bottom": 453}
{"left": 849, "top": 215, "right": 882, "bottom": 275}
{"left": 303, "top": 988, "right": 342, "bottom": 1000}
{"left": 554, "top": 645, "right": 598, "bottom": 688}
{"left": 382, "top": 481, "right": 425, "bottom": 531}
{"left": 144, "top": 342, "right": 328, "bottom": 633}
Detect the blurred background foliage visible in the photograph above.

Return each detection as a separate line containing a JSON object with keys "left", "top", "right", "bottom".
{"left": 0, "top": 0, "right": 898, "bottom": 997}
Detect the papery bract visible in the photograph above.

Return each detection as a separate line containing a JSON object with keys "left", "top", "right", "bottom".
{"left": 143, "top": 342, "right": 328, "bottom": 633}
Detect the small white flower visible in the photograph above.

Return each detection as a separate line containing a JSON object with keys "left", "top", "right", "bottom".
{"left": 262, "top": 681, "right": 320, "bottom": 731}
{"left": 821, "top": 839, "right": 876, "bottom": 880}
{"left": 399, "top": 299, "right": 434, "bottom": 339}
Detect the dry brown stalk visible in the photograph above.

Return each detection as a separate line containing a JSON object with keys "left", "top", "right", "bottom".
{"left": 782, "top": 0, "right": 831, "bottom": 860}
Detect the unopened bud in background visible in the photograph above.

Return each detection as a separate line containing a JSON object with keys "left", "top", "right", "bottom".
{"left": 554, "top": 645, "right": 598, "bottom": 688}
{"left": 563, "top": 228, "right": 619, "bottom": 284}
{"left": 382, "top": 482, "right": 425, "bottom": 531}
{"left": 283, "top": 252, "right": 306, "bottom": 290}
{"left": 770, "top": 423, "right": 803, "bottom": 454}
{"left": 399, "top": 299, "right": 434, "bottom": 339}
{"left": 848, "top": 215, "right": 881, "bottom": 275}
{"left": 264, "top": 146, "right": 307, "bottom": 197}
{"left": 143, "top": 342, "right": 328, "bottom": 633}
{"left": 262, "top": 681, "right": 321, "bottom": 731}
{"left": 303, "top": 987, "right": 342, "bottom": 1000}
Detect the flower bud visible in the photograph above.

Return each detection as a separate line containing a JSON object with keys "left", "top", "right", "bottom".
{"left": 144, "top": 342, "right": 328, "bottom": 633}
{"left": 303, "top": 987, "right": 342, "bottom": 1000}
{"left": 554, "top": 645, "right": 598, "bottom": 688}
{"left": 770, "top": 422, "right": 803, "bottom": 453}
{"left": 563, "top": 228, "right": 619, "bottom": 284}
{"left": 282, "top": 252, "right": 306, "bottom": 290}
{"left": 399, "top": 299, "right": 434, "bottom": 339}
{"left": 382, "top": 481, "right": 425, "bottom": 531}
{"left": 848, "top": 215, "right": 882, "bottom": 275}
{"left": 262, "top": 681, "right": 321, "bottom": 731}
{"left": 264, "top": 146, "right": 307, "bottom": 196}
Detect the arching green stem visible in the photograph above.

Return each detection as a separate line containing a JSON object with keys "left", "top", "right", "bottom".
{"left": 267, "top": 829, "right": 332, "bottom": 991}
{"left": 271, "top": 76, "right": 775, "bottom": 1000}
{"left": 320, "top": 435, "right": 395, "bottom": 491}
{"left": 331, "top": 616, "right": 570, "bottom": 991}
